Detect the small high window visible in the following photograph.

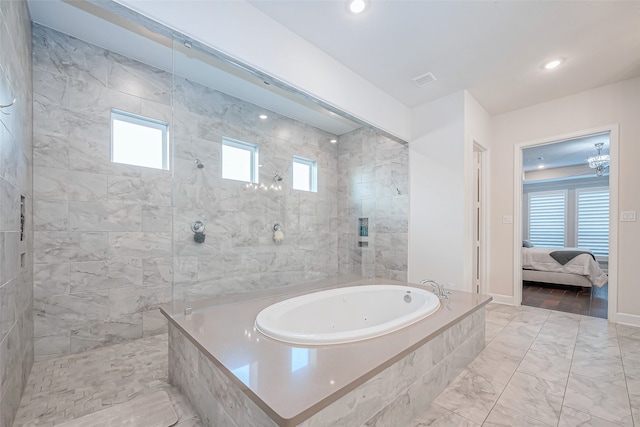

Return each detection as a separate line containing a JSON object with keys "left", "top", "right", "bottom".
{"left": 222, "top": 137, "right": 259, "bottom": 183}
{"left": 292, "top": 156, "right": 317, "bottom": 192}
{"left": 111, "top": 109, "right": 169, "bottom": 170}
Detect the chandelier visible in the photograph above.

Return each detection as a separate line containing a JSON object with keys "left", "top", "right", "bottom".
{"left": 588, "top": 143, "right": 610, "bottom": 177}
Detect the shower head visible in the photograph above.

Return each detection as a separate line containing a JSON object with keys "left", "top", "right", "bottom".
{"left": 195, "top": 159, "right": 204, "bottom": 169}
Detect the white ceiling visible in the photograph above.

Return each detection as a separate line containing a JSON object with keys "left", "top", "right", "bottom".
{"left": 27, "top": 0, "right": 640, "bottom": 136}
{"left": 522, "top": 132, "right": 610, "bottom": 173}
{"left": 249, "top": 0, "right": 640, "bottom": 115}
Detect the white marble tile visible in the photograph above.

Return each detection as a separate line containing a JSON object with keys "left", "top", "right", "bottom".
{"left": 33, "top": 263, "right": 70, "bottom": 299}
{"left": 464, "top": 341, "right": 523, "bottom": 387}
{"left": 34, "top": 231, "right": 108, "bottom": 263}
{"left": 410, "top": 403, "right": 479, "bottom": 427}
{"left": 108, "top": 174, "right": 171, "bottom": 206}
{"left": 564, "top": 373, "right": 633, "bottom": 426}
{"left": 529, "top": 328, "right": 577, "bottom": 359}
{"left": 108, "top": 232, "right": 171, "bottom": 259}
{"left": 34, "top": 166, "right": 108, "bottom": 202}
{"left": 570, "top": 351, "right": 626, "bottom": 387}
{"left": 33, "top": 199, "right": 69, "bottom": 231}
{"left": 559, "top": 406, "right": 624, "bottom": 427}
{"left": 484, "top": 403, "right": 554, "bottom": 427}
{"left": 69, "top": 201, "right": 141, "bottom": 232}
{"left": 496, "top": 372, "right": 564, "bottom": 426}
{"left": 433, "top": 368, "right": 503, "bottom": 424}
{"left": 517, "top": 349, "right": 571, "bottom": 384}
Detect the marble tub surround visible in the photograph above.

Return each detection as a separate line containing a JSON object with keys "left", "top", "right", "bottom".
{"left": 32, "top": 24, "right": 173, "bottom": 360}
{"left": 165, "top": 280, "right": 490, "bottom": 426}
{"left": 0, "top": 0, "right": 34, "bottom": 425}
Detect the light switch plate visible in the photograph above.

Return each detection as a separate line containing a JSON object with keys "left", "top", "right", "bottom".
{"left": 621, "top": 211, "right": 637, "bottom": 222}
{"left": 502, "top": 215, "right": 513, "bottom": 224}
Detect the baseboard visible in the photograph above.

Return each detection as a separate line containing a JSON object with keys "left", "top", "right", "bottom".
{"left": 488, "top": 293, "right": 515, "bottom": 305}
{"left": 615, "top": 312, "right": 640, "bottom": 327}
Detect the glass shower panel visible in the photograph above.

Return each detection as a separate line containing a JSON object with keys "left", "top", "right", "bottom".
{"left": 170, "top": 37, "right": 342, "bottom": 305}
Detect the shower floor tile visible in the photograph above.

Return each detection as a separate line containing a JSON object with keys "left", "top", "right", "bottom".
{"left": 13, "top": 334, "right": 202, "bottom": 427}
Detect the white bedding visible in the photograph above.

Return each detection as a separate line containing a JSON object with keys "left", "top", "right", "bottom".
{"left": 522, "top": 246, "right": 608, "bottom": 288}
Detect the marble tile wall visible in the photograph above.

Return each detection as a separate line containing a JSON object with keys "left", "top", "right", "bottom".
{"left": 170, "top": 70, "right": 340, "bottom": 301}
{"left": 337, "top": 129, "right": 409, "bottom": 281}
{"left": 0, "top": 0, "right": 34, "bottom": 425}
{"left": 32, "top": 24, "right": 173, "bottom": 360}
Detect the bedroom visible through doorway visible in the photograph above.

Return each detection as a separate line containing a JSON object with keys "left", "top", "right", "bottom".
{"left": 521, "top": 132, "right": 610, "bottom": 318}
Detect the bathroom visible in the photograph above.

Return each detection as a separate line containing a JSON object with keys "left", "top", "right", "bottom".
{"left": 3, "top": 0, "right": 640, "bottom": 426}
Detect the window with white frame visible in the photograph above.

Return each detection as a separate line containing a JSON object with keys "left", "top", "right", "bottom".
{"left": 292, "top": 156, "right": 317, "bottom": 192}
{"left": 222, "top": 137, "right": 259, "bottom": 183}
{"left": 528, "top": 190, "right": 567, "bottom": 247}
{"left": 111, "top": 109, "right": 169, "bottom": 170}
{"left": 577, "top": 188, "right": 610, "bottom": 256}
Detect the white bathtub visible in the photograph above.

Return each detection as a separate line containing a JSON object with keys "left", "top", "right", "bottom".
{"left": 255, "top": 285, "right": 441, "bottom": 345}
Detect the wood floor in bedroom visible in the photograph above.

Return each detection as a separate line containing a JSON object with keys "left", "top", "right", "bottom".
{"left": 522, "top": 282, "right": 608, "bottom": 319}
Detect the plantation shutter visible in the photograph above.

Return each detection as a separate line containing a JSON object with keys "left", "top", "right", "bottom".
{"left": 577, "top": 189, "right": 609, "bottom": 256}
{"left": 528, "top": 191, "right": 566, "bottom": 247}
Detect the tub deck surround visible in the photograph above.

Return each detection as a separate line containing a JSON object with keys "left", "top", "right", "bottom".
{"left": 162, "top": 279, "right": 491, "bottom": 426}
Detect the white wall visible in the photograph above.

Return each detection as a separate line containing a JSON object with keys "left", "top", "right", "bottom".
{"left": 408, "top": 91, "right": 491, "bottom": 291}
{"left": 489, "top": 76, "right": 640, "bottom": 321}
{"left": 408, "top": 92, "right": 466, "bottom": 288}
{"left": 114, "top": 0, "right": 411, "bottom": 141}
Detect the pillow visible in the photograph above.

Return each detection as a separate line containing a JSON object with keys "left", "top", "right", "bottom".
{"left": 523, "top": 240, "right": 534, "bottom": 248}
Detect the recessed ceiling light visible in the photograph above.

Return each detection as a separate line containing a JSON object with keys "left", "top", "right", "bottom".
{"left": 349, "top": 0, "right": 366, "bottom": 14}
{"left": 259, "top": 114, "right": 268, "bottom": 120}
{"left": 538, "top": 165, "right": 545, "bottom": 169}
{"left": 543, "top": 59, "right": 564, "bottom": 70}
{"left": 330, "top": 139, "right": 337, "bottom": 144}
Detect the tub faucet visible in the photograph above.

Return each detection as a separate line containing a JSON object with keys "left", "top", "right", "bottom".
{"left": 419, "top": 279, "right": 451, "bottom": 302}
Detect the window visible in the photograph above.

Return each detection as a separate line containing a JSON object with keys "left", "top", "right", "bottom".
{"left": 528, "top": 190, "right": 567, "bottom": 247}
{"left": 222, "top": 137, "right": 259, "bottom": 183}
{"left": 292, "top": 156, "right": 317, "bottom": 192}
{"left": 111, "top": 109, "right": 169, "bottom": 170}
{"left": 577, "top": 189, "right": 609, "bottom": 256}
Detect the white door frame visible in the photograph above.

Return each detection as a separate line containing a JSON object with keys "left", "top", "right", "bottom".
{"left": 513, "top": 124, "right": 618, "bottom": 321}
{"left": 473, "top": 142, "right": 489, "bottom": 295}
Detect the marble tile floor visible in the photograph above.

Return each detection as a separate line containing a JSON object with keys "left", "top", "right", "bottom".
{"left": 14, "top": 304, "right": 640, "bottom": 427}
{"left": 13, "top": 334, "right": 201, "bottom": 427}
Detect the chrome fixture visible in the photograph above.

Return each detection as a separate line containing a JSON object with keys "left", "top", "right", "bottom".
{"left": 588, "top": 143, "right": 610, "bottom": 177}
{"left": 191, "top": 220, "right": 206, "bottom": 243}
{"left": 195, "top": 158, "right": 204, "bottom": 169}
{"left": 272, "top": 173, "right": 283, "bottom": 182}
{"left": 419, "top": 279, "right": 451, "bottom": 302}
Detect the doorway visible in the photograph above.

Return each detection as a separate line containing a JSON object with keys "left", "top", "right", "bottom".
{"left": 513, "top": 126, "right": 618, "bottom": 321}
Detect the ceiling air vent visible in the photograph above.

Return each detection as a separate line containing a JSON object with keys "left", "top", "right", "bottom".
{"left": 411, "top": 72, "right": 437, "bottom": 87}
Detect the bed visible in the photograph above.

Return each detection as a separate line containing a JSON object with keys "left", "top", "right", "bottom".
{"left": 522, "top": 246, "right": 608, "bottom": 288}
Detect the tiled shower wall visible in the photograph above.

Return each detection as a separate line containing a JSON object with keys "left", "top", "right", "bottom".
{"left": 170, "top": 73, "right": 339, "bottom": 301}
{"left": 32, "top": 25, "right": 173, "bottom": 360}
{"left": 0, "top": 0, "right": 34, "bottom": 425}
{"left": 31, "top": 24, "right": 342, "bottom": 357}
{"left": 338, "top": 128, "right": 409, "bottom": 281}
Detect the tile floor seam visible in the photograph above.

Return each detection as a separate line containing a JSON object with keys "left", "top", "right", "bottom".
{"left": 617, "top": 334, "right": 636, "bottom": 427}
{"left": 554, "top": 314, "right": 582, "bottom": 427}
{"left": 490, "top": 312, "right": 567, "bottom": 427}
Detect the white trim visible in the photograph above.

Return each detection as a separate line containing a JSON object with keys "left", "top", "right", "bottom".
{"left": 513, "top": 124, "right": 619, "bottom": 318}
{"left": 473, "top": 141, "right": 489, "bottom": 296}
{"left": 616, "top": 313, "right": 640, "bottom": 328}
{"left": 488, "top": 293, "right": 515, "bottom": 305}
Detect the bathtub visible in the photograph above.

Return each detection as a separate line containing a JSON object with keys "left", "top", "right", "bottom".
{"left": 164, "top": 279, "right": 491, "bottom": 426}
{"left": 255, "top": 285, "right": 440, "bottom": 345}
